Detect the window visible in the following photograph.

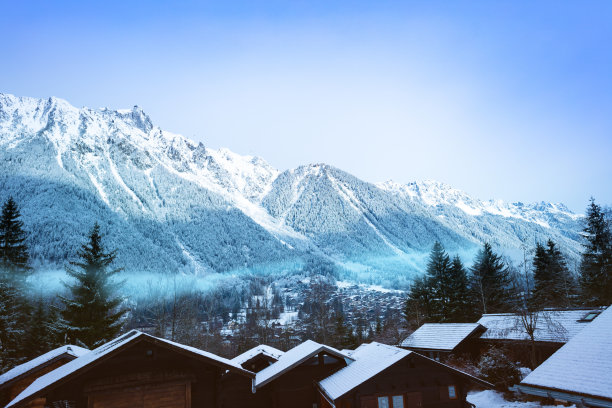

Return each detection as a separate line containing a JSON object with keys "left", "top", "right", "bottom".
{"left": 448, "top": 385, "right": 457, "bottom": 399}
{"left": 392, "top": 395, "right": 404, "bottom": 408}
{"left": 377, "top": 396, "right": 390, "bottom": 408}
{"left": 581, "top": 312, "right": 599, "bottom": 322}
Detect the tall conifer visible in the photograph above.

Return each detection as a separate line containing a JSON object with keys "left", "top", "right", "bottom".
{"left": 57, "top": 223, "right": 126, "bottom": 348}
{"left": 469, "top": 243, "right": 514, "bottom": 314}
{"left": 579, "top": 199, "right": 612, "bottom": 305}
{"left": 0, "top": 197, "right": 30, "bottom": 370}
{"left": 0, "top": 197, "right": 30, "bottom": 272}
{"left": 447, "top": 255, "right": 475, "bottom": 321}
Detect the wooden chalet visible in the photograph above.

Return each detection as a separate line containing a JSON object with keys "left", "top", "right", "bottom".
{"left": 3, "top": 330, "right": 254, "bottom": 408}
{"left": 3, "top": 335, "right": 491, "bottom": 408}
{"left": 476, "top": 308, "right": 603, "bottom": 366}
{"left": 318, "top": 342, "right": 492, "bottom": 408}
{"left": 0, "top": 345, "right": 89, "bottom": 407}
{"left": 517, "top": 306, "right": 612, "bottom": 408}
{"left": 399, "top": 309, "right": 605, "bottom": 367}
{"left": 400, "top": 323, "right": 485, "bottom": 361}
{"left": 222, "top": 340, "right": 353, "bottom": 408}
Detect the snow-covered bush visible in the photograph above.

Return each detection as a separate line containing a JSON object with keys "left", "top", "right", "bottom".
{"left": 478, "top": 347, "right": 522, "bottom": 391}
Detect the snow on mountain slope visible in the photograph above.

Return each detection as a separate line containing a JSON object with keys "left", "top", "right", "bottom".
{"left": 378, "top": 180, "right": 583, "bottom": 260}
{"left": 0, "top": 93, "right": 303, "bottom": 273}
{"left": 0, "top": 93, "right": 585, "bottom": 280}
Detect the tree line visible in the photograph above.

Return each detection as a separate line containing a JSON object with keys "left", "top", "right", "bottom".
{"left": 404, "top": 198, "right": 612, "bottom": 325}
{"left": 0, "top": 197, "right": 125, "bottom": 371}
{"left": 1, "top": 195, "right": 610, "bottom": 374}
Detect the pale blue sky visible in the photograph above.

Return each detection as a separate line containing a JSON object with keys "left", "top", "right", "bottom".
{"left": 1, "top": 1, "right": 610, "bottom": 211}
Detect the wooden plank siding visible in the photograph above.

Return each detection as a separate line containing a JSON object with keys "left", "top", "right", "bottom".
{"left": 266, "top": 356, "right": 347, "bottom": 408}
{"left": 35, "top": 341, "right": 227, "bottom": 408}
{"left": 332, "top": 357, "right": 470, "bottom": 408}
{"left": 5, "top": 336, "right": 489, "bottom": 408}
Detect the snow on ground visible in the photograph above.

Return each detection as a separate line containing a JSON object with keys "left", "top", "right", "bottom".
{"left": 467, "top": 390, "right": 574, "bottom": 408}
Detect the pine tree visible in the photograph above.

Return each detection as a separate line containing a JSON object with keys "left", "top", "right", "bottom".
{"left": 545, "top": 240, "right": 575, "bottom": 307}
{"left": 579, "top": 199, "right": 612, "bottom": 305}
{"left": 469, "top": 243, "right": 514, "bottom": 314}
{"left": 0, "top": 197, "right": 31, "bottom": 370}
{"left": 532, "top": 240, "right": 574, "bottom": 308}
{"left": 446, "top": 255, "right": 475, "bottom": 321}
{"left": 57, "top": 223, "right": 127, "bottom": 348}
{"left": 331, "top": 313, "right": 356, "bottom": 349}
{"left": 0, "top": 197, "right": 30, "bottom": 273}
{"left": 406, "top": 243, "right": 475, "bottom": 323}
{"left": 532, "top": 242, "right": 552, "bottom": 307}
{"left": 404, "top": 275, "right": 431, "bottom": 327}
{"left": 426, "top": 242, "right": 453, "bottom": 322}
{"left": 0, "top": 278, "right": 24, "bottom": 371}
{"left": 24, "top": 298, "right": 61, "bottom": 359}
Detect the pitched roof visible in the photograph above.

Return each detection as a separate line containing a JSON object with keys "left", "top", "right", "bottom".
{"left": 318, "top": 342, "right": 411, "bottom": 401}
{"left": 518, "top": 306, "right": 612, "bottom": 402}
{"left": 400, "top": 323, "right": 483, "bottom": 351}
{"left": 0, "top": 345, "right": 89, "bottom": 389}
{"left": 318, "top": 342, "right": 492, "bottom": 402}
{"left": 477, "top": 309, "right": 602, "bottom": 343}
{"left": 6, "top": 330, "right": 253, "bottom": 408}
{"left": 231, "top": 345, "right": 284, "bottom": 366}
{"left": 255, "top": 340, "right": 352, "bottom": 388}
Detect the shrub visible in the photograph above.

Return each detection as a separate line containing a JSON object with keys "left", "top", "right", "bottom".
{"left": 477, "top": 347, "right": 522, "bottom": 391}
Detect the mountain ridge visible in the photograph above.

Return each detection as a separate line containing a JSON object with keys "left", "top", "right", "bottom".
{"left": 0, "top": 93, "right": 584, "bottom": 284}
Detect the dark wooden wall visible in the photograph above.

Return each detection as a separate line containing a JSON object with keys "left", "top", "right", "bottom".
{"left": 267, "top": 356, "right": 346, "bottom": 408}
{"left": 41, "top": 341, "right": 227, "bottom": 408}
{"left": 220, "top": 353, "right": 347, "bottom": 408}
{"left": 335, "top": 357, "right": 470, "bottom": 408}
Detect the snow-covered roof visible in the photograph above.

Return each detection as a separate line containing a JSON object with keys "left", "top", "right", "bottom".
{"left": 0, "top": 345, "right": 89, "bottom": 389}
{"left": 319, "top": 342, "right": 412, "bottom": 401}
{"left": 231, "top": 345, "right": 285, "bottom": 366}
{"left": 255, "top": 340, "right": 352, "bottom": 388}
{"left": 400, "top": 323, "right": 483, "bottom": 351}
{"left": 477, "top": 309, "right": 601, "bottom": 343}
{"left": 318, "top": 342, "right": 492, "bottom": 402}
{"left": 519, "top": 306, "right": 612, "bottom": 402}
{"left": 6, "top": 330, "right": 252, "bottom": 408}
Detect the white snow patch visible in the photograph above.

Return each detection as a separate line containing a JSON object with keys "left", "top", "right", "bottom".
{"left": 467, "top": 390, "right": 574, "bottom": 408}
{"left": 107, "top": 154, "right": 146, "bottom": 211}
{"left": 88, "top": 174, "right": 110, "bottom": 206}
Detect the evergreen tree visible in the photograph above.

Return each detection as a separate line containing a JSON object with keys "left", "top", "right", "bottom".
{"left": 0, "top": 197, "right": 31, "bottom": 370}
{"left": 0, "top": 197, "right": 30, "bottom": 272}
{"left": 545, "top": 240, "right": 575, "bottom": 307}
{"left": 24, "top": 298, "right": 62, "bottom": 359}
{"left": 405, "top": 242, "right": 475, "bottom": 324}
{"left": 532, "top": 240, "right": 575, "bottom": 308}
{"left": 57, "top": 223, "right": 126, "bottom": 348}
{"left": 446, "top": 255, "right": 475, "bottom": 321}
{"left": 331, "top": 313, "right": 356, "bottom": 349}
{"left": 469, "top": 243, "right": 514, "bottom": 314}
{"left": 0, "top": 278, "right": 25, "bottom": 371}
{"left": 532, "top": 242, "right": 552, "bottom": 307}
{"left": 404, "top": 275, "right": 431, "bottom": 327}
{"left": 579, "top": 199, "right": 612, "bottom": 305}
{"left": 426, "top": 242, "right": 453, "bottom": 322}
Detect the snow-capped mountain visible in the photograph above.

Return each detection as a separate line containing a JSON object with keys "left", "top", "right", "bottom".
{"left": 0, "top": 93, "right": 584, "bottom": 281}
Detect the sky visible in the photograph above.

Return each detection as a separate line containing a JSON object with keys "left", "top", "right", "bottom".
{"left": 1, "top": 0, "right": 610, "bottom": 212}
